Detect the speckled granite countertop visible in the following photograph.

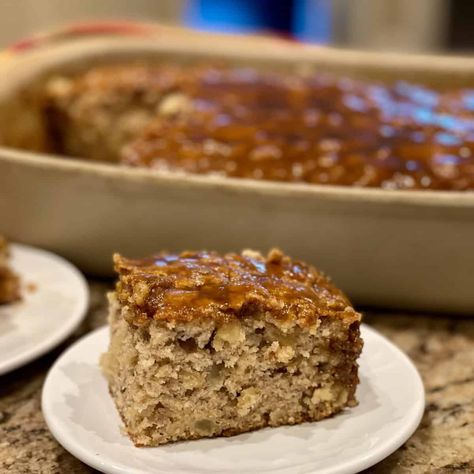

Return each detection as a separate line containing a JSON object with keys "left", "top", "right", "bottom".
{"left": 0, "top": 281, "right": 473, "bottom": 474}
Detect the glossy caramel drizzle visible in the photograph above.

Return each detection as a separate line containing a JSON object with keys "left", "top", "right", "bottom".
{"left": 115, "top": 249, "right": 354, "bottom": 324}
{"left": 123, "top": 68, "right": 474, "bottom": 190}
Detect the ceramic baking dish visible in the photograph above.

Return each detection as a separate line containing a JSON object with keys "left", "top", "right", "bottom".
{"left": 0, "top": 36, "right": 473, "bottom": 313}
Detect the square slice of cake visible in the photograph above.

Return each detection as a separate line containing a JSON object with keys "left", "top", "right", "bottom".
{"left": 101, "top": 248, "right": 363, "bottom": 446}
{"left": 0, "top": 236, "right": 20, "bottom": 304}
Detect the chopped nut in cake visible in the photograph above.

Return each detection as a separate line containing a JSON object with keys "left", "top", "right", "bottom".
{"left": 101, "top": 248, "right": 363, "bottom": 446}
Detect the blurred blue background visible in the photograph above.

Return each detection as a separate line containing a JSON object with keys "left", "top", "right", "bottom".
{"left": 184, "top": 0, "right": 332, "bottom": 43}
{"left": 0, "top": 0, "right": 472, "bottom": 53}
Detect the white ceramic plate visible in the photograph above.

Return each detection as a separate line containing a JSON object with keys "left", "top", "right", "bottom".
{"left": 42, "top": 324, "right": 424, "bottom": 474}
{"left": 0, "top": 243, "right": 89, "bottom": 375}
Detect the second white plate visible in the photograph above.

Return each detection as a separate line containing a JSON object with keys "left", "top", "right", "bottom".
{"left": 42, "top": 324, "right": 424, "bottom": 474}
{"left": 0, "top": 243, "right": 89, "bottom": 375}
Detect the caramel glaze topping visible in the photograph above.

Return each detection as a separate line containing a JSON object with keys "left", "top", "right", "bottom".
{"left": 114, "top": 249, "right": 359, "bottom": 327}
{"left": 122, "top": 67, "right": 474, "bottom": 190}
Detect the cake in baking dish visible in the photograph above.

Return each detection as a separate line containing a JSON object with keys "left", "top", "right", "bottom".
{"left": 100, "top": 248, "right": 363, "bottom": 446}
{"left": 0, "top": 236, "right": 20, "bottom": 304}
{"left": 44, "top": 64, "right": 194, "bottom": 163}
{"left": 45, "top": 64, "right": 474, "bottom": 190}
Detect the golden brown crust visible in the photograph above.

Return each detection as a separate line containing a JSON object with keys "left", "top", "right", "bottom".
{"left": 46, "top": 64, "right": 191, "bottom": 100}
{"left": 114, "top": 248, "right": 360, "bottom": 327}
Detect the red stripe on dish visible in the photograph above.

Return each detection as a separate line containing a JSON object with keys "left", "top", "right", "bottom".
{"left": 5, "top": 20, "right": 300, "bottom": 55}
{"left": 5, "top": 21, "right": 157, "bottom": 54}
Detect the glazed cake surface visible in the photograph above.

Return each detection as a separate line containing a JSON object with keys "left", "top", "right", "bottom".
{"left": 101, "top": 249, "right": 362, "bottom": 446}
{"left": 45, "top": 64, "right": 474, "bottom": 190}
{"left": 0, "top": 237, "right": 20, "bottom": 304}
{"left": 123, "top": 67, "right": 474, "bottom": 191}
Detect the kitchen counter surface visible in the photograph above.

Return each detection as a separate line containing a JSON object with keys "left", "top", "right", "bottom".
{"left": 0, "top": 281, "right": 473, "bottom": 473}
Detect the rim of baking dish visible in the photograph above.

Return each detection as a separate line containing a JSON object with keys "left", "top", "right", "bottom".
{"left": 1, "top": 35, "right": 474, "bottom": 209}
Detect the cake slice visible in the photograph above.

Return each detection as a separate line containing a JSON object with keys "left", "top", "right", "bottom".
{"left": 101, "top": 248, "right": 362, "bottom": 446}
{"left": 0, "top": 237, "right": 20, "bottom": 304}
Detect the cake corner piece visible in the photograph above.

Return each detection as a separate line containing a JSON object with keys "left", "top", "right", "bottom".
{"left": 101, "top": 248, "right": 363, "bottom": 446}
{"left": 0, "top": 236, "right": 20, "bottom": 305}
